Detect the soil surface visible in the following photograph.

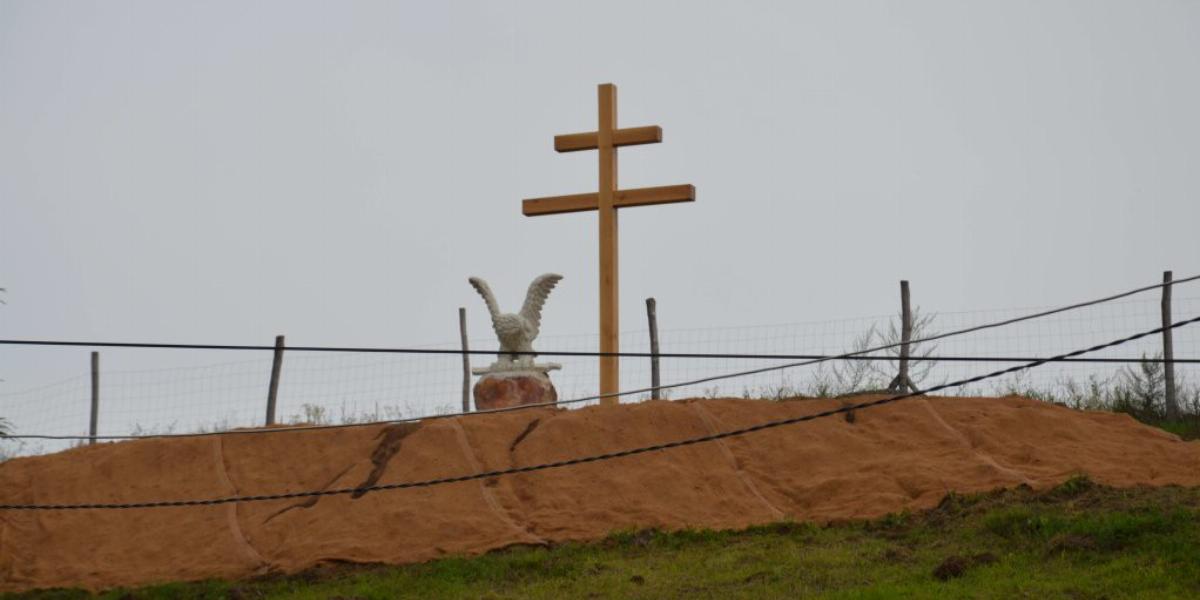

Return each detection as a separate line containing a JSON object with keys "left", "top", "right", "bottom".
{"left": 1, "top": 395, "right": 1197, "bottom": 592}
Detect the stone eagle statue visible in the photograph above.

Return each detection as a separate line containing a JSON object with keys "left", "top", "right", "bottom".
{"left": 469, "top": 273, "right": 562, "bottom": 368}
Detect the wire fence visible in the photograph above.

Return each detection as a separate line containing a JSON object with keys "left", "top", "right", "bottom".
{"left": 2, "top": 293, "right": 1198, "bottom": 458}
{"left": 4, "top": 314, "right": 1198, "bottom": 511}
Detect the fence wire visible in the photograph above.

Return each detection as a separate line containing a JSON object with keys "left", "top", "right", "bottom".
{"left": 4, "top": 314, "right": 1196, "bottom": 511}
{"left": 2, "top": 295, "right": 1198, "bottom": 458}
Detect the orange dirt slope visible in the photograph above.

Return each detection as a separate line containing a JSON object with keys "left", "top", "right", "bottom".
{"left": 1, "top": 395, "right": 1198, "bottom": 592}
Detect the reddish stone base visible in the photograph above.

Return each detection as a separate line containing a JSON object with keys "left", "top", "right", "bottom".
{"left": 473, "top": 372, "right": 558, "bottom": 411}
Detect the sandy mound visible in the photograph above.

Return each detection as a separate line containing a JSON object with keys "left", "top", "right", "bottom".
{"left": 1, "top": 395, "right": 1197, "bottom": 592}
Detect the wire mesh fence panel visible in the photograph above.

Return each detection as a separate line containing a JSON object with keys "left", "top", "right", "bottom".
{"left": 606, "top": 296, "right": 1200, "bottom": 404}
{"left": 100, "top": 359, "right": 276, "bottom": 435}
{"left": 2, "top": 294, "right": 1198, "bottom": 458}
{"left": 901, "top": 296, "right": 1200, "bottom": 406}
{"left": 0, "top": 375, "right": 91, "bottom": 457}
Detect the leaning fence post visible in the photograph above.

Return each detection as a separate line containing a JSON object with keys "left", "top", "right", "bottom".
{"left": 266, "top": 335, "right": 285, "bottom": 426}
{"left": 89, "top": 351, "right": 99, "bottom": 445}
{"left": 460, "top": 307, "right": 471, "bottom": 412}
{"left": 888, "top": 280, "right": 916, "bottom": 393}
{"left": 646, "top": 297, "right": 661, "bottom": 400}
{"left": 1162, "top": 270, "right": 1178, "bottom": 420}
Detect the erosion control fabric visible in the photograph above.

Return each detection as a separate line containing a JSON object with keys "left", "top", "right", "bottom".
{"left": 1, "top": 396, "right": 1198, "bottom": 592}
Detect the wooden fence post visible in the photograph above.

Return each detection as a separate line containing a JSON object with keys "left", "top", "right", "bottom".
{"left": 460, "top": 307, "right": 471, "bottom": 412}
{"left": 1162, "top": 270, "right": 1178, "bottom": 420}
{"left": 89, "top": 351, "right": 99, "bottom": 445}
{"left": 266, "top": 335, "right": 284, "bottom": 426}
{"left": 888, "top": 280, "right": 916, "bottom": 393}
{"left": 646, "top": 297, "right": 661, "bottom": 400}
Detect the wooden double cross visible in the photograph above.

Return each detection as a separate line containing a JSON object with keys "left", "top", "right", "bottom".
{"left": 522, "top": 83, "right": 695, "bottom": 403}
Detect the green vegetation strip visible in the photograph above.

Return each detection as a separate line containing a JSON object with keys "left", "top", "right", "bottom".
{"left": 8, "top": 477, "right": 1200, "bottom": 599}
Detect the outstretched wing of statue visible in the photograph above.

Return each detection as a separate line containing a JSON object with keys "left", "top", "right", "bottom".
{"left": 468, "top": 277, "right": 502, "bottom": 320}
{"left": 519, "top": 273, "right": 563, "bottom": 335}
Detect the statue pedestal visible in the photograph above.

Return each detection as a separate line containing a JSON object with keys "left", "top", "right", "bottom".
{"left": 472, "top": 363, "right": 560, "bottom": 411}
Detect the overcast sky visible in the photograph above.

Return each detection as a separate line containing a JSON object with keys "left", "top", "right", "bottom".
{"left": 2, "top": 1, "right": 1199, "bottom": 394}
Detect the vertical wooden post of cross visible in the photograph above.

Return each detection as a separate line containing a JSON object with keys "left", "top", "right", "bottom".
{"left": 597, "top": 84, "right": 620, "bottom": 401}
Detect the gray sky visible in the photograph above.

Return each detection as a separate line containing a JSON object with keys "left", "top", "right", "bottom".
{"left": 2, "top": 1, "right": 1199, "bottom": 399}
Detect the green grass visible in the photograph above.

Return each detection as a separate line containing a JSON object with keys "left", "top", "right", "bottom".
{"left": 1149, "top": 417, "right": 1200, "bottom": 441}
{"left": 9, "top": 479, "right": 1200, "bottom": 599}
